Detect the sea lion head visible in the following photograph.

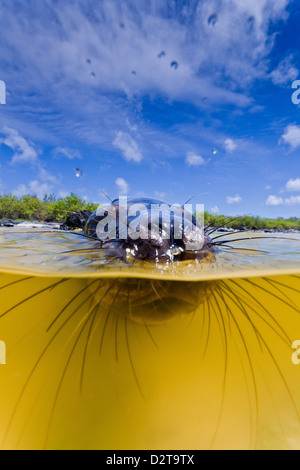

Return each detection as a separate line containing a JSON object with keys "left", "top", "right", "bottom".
{"left": 84, "top": 198, "right": 216, "bottom": 264}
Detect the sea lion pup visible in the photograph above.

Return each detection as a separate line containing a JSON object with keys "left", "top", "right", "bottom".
{"left": 84, "top": 197, "right": 216, "bottom": 264}
{"left": 83, "top": 198, "right": 216, "bottom": 324}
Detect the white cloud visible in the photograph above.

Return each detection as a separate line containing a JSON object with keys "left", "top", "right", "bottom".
{"left": 224, "top": 138, "right": 237, "bottom": 153}
{"left": 286, "top": 178, "right": 300, "bottom": 192}
{"left": 57, "top": 190, "right": 69, "bottom": 199}
{"left": 154, "top": 191, "right": 168, "bottom": 200}
{"left": 281, "top": 124, "right": 300, "bottom": 150}
{"left": 211, "top": 206, "right": 219, "bottom": 214}
{"left": 185, "top": 152, "right": 205, "bottom": 166}
{"left": 0, "top": 0, "right": 291, "bottom": 116}
{"left": 270, "top": 55, "right": 298, "bottom": 85}
{"left": 0, "top": 127, "right": 38, "bottom": 164}
{"left": 226, "top": 195, "right": 242, "bottom": 204}
{"left": 13, "top": 180, "right": 53, "bottom": 198}
{"left": 285, "top": 196, "right": 300, "bottom": 205}
{"left": 38, "top": 167, "right": 59, "bottom": 184}
{"left": 54, "top": 147, "right": 82, "bottom": 160}
{"left": 265, "top": 194, "right": 300, "bottom": 206}
{"left": 115, "top": 177, "right": 129, "bottom": 195}
{"left": 113, "top": 132, "right": 142, "bottom": 163}
{"left": 125, "top": 119, "right": 138, "bottom": 132}
{"left": 266, "top": 195, "right": 284, "bottom": 206}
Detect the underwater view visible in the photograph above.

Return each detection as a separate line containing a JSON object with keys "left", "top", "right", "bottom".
{"left": 0, "top": 0, "right": 300, "bottom": 452}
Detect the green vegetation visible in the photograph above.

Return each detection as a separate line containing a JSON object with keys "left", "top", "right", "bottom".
{"left": 203, "top": 211, "right": 300, "bottom": 231}
{"left": 0, "top": 194, "right": 299, "bottom": 230}
{"left": 0, "top": 194, "right": 98, "bottom": 222}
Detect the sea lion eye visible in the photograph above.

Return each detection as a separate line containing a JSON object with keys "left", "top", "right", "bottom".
{"left": 171, "top": 246, "right": 182, "bottom": 256}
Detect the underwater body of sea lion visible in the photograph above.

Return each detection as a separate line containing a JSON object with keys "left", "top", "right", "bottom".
{"left": 0, "top": 198, "right": 299, "bottom": 449}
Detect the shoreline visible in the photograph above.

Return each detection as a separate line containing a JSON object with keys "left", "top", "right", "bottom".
{"left": 1, "top": 218, "right": 299, "bottom": 234}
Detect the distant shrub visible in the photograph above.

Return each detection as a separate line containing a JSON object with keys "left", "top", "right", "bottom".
{"left": 0, "top": 193, "right": 98, "bottom": 222}
{"left": 203, "top": 212, "right": 300, "bottom": 231}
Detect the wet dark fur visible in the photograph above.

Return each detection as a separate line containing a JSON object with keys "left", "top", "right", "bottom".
{"left": 84, "top": 198, "right": 216, "bottom": 263}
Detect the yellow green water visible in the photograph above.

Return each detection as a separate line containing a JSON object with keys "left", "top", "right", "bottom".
{"left": 0, "top": 230, "right": 299, "bottom": 449}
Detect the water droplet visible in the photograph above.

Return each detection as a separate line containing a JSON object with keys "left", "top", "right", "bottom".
{"left": 90, "top": 72, "right": 96, "bottom": 79}
{"left": 208, "top": 14, "right": 218, "bottom": 27}
{"left": 212, "top": 147, "right": 218, "bottom": 156}
{"left": 158, "top": 51, "right": 166, "bottom": 59}
{"left": 86, "top": 58, "right": 92, "bottom": 64}
{"left": 246, "top": 16, "right": 255, "bottom": 33}
{"left": 131, "top": 70, "right": 136, "bottom": 75}
{"left": 75, "top": 168, "right": 83, "bottom": 178}
{"left": 170, "top": 61, "right": 179, "bottom": 70}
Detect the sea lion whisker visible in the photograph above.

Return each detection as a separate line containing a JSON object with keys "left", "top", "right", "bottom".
{"left": 214, "top": 236, "right": 300, "bottom": 245}
{"left": 47, "top": 280, "right": 100, "bottom": 332}
{"left": 1, "top": 279, "right": 94, "bottom": 448}
{"left": 0, "top": 276, "right": 33, "bottom": 291}
{"left": 243, "top": 278, "right": 300, "bottom": 315}
{"left": 124, "top": 307, "right": 145, "bottom": 402}
{"left": 263, "top": 277, "right": 300, "bottom": 295}
{"left": 227, "top": 279, "right": 291, "bottom": 345}
{"left": 215, "top": 283, "right": 258, "bottom": 448}
{"left": 44, "top": 305, "right": 99, "bottom": 448}
{"left": 211, "top": 231, "right": 256, "bottom": 241}
{"left": 202, "top": 284, "right": 211, "bottom": 361}
{"left": 99, "top": 282, "right": 122, "bottom": 356}
{"left": 207, "top": 289, "right": 232, "bottom": 449}
{"left": 61, "top": 248, "right": 101, "bottom": 255}
{"left": 0, "top": 279, "right": 69, "bottom": 319}
{"left": 211, "top": 244, "right": 268, "bottom": 253}
{"left": 206, "top": 215, "right": 251, "bottom": 236}
{"left": 262, "top": 277, "right": 299, "bottom": 308}
{"left": 219, "top": 281, "right": 263, "bottom": 349}
{"left": 80, "top": 281, "right": 116, "bottom": 391}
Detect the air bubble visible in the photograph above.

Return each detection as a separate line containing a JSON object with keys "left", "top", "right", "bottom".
{"left": 170, "top": 61, "right": 179, "bottom": 70}
{"left": 158, "top": 51, "right": 166, "bottom": 59}
{"left": 75, "top": 168, "right": 83, "bottom": 178}
{"left": 212, "top": 147, "right": 218, "bottom": 156}
{"left": 208, "top": 14, "right": 218, "bottom": 27}
{"left": 90, "top": 72, "right": 96, "bottom": 79}
{"left": 86, "top": 58, "right": 92, "bottom": 64}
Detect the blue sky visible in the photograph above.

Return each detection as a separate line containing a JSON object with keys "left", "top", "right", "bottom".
{"left": 0, "top": 0, "right": 300, "bottom": 217}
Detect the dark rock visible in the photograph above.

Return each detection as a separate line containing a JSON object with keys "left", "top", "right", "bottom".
{"left": 60, "top": 211, "right": 92, "bottom": 230}
{"left": 0, "top": 219, "right": 16, "bottom": 227}
{"left": 251, "top": 226, "right": 258, "bottom": 230}
{"left": 218, "top": 227, "right": 235, "bottom": 233}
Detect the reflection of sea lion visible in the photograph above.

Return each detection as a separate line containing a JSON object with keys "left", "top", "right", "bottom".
{"left": 84, "top": 198, "right": 216, "bottom": 264}
{"left": 91, "top": 278, "right": 217, "bottom": 325}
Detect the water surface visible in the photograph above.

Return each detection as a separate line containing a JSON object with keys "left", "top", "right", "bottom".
{"left": 0, "top": 230, "right": 299, "bottom": 450}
